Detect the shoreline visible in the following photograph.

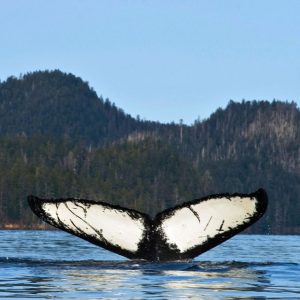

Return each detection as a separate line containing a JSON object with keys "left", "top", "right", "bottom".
{"left": 1, "top": 224, "right": 54, "bottom": 230}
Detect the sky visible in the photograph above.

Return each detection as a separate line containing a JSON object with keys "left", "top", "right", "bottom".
{"left": 1, "top": 0, "right": 300, "bottom": 124}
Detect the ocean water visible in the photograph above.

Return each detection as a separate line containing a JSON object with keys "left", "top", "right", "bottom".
{"left": 0, "top": 231, "right": 299, "bottom": 299}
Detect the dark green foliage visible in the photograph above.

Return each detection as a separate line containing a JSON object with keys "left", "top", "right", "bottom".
{"left": 0, "top": 70, "right": 299, "bottom": 234}
{"left": 0, "top": 71, "right": 157, "bottom": 145}
{"left": 0, "top": 136, "right": 200, "bottom": 225}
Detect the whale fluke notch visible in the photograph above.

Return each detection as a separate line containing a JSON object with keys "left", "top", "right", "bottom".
{"left": 28, "top": 189, "right": 268, "bottom": 261}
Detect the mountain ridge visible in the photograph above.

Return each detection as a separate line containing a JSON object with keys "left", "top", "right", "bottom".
{"left": 0, "top": 70, "right": 299, "bottom": 234}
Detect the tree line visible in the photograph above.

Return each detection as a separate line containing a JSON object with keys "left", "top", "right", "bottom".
{"left": 0, "top": 70, "right": 299, "bottom": 234}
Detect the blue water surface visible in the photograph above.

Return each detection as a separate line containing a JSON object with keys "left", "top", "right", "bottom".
{"left": 0, "top": 231, "right": 299, "bottom": 299}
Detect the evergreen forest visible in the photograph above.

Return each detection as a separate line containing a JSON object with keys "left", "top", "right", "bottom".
{"left": 0, "top": 70, "right": 299, "bottom": 234}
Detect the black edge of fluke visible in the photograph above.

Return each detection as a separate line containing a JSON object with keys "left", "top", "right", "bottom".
{"left": 27, "top": 189, "right": 268, "bottom": 262}
{"left": 28, "top": 195, "right": 44, "bottom": 219}
{"left": 28, "top": 195, "right": 59, "bottom": 229}
{"left": 252, "top": 188, "right": 268, "bottom": 217}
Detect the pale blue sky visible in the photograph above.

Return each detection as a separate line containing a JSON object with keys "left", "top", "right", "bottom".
{"left": 1, "top": 0, "right": 300, "bottom": 124}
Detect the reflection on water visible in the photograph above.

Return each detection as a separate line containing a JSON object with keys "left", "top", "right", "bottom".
{"left": 0, "top": 231, "right": 299, "bottom": 299}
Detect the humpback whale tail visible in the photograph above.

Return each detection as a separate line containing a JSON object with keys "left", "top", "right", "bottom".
{"left": 28, "top": 189, "right": 268, "bottom": 261}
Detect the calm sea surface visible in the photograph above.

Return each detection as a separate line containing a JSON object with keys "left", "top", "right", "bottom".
{"left": 0, "top": 231, "right": 299, "bottom": 299}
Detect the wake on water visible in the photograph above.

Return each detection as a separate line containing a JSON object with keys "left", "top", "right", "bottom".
{"left": 1, "top": 257, "right": 298, "bottom": 271}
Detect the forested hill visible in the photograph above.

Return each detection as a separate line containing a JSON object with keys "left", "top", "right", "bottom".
{"left": 0, "top": 71, "right": 159, "bottom": 145}
{"left": 0, "top": 70, "right": 299, "bottom": 234}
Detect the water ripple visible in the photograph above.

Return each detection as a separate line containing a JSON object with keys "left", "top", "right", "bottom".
{"left": 0, "top": 231, "right": 299, "bottom": 299}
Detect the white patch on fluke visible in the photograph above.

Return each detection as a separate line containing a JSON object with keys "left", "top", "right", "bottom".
{"left": 159, "top": 196, "right": 257, "bottom": 252}
{"left": 43, "top": 201, "right": 145, "bottom": 252}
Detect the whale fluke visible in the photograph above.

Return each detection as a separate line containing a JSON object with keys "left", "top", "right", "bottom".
{"left": 28, "top": 189, "right": 268, "bottom": 261}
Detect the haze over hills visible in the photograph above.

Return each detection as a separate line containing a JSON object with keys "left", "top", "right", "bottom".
{"left": 0, "top": 70, "right": 299, "bottom": 234}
